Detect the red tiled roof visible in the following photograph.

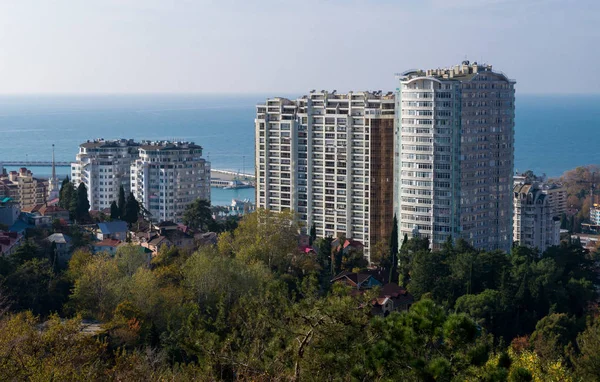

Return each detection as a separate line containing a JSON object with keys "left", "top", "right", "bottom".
{"left": 39, "top": 205, "right": 67, "bottom": 215}
{"left": 21, "top": 204, "right": 44, "bottom": 213}
{"left": 94, "top": 238, "right": 122, "bottom": 247}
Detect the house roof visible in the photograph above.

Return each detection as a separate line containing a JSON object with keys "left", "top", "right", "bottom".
{"left": 331, "top": 271, "right": 374, "bottom": 287}
{"left": 94, "top": 238, "right": 122, "bottom": 248}
{"left": 9, "top": 220, "right": 31, "bottom": 234}
{"left": 156, "top": 220, "right": 177, "bottom": 228}
{"left": 195, "top": 231, "right": 217, "bottom": 246}
{"left": 46, "top": 233, "right": 72, "bottom": 245}
{"left": 21, "top": 204, "right": 44, "bottom": 213}
{"left": 148, "top": 235, "right": 171, "bottom": 247}
{"left": 39, "top": 205, "right": 68, "bottom": 216}
{"left": 163, "top": 229, "right": 193, "bottom": 241}
{"left": 97, "top": 221, "right": 127, "bottom": 234}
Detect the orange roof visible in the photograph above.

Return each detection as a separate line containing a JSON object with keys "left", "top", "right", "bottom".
{"left": 94, "top": 238, "right": 122, "bottom": 247}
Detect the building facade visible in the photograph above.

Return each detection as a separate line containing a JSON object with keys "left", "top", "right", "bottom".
{"left": 130, "top": 141, "right": 210, "bottom": 223}
{"left": 255, "top": 91, "right": 395, "bottom": 260}
{"left": 513, "top": 183, "right": 560, "bottom": 252}
{"left": 0, "top": 168, "right": 47, "bottom": 208}
{"left": 590, "top": 204, "right": 600, "bottom": 225}
{"left": 71, "top": 139, "right": 140, "bottom": 211}
{"left": 395, "top": 61, "right": 516, "bottom": 252}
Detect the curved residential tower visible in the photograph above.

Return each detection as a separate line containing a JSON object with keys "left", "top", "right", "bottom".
{"left": 395, "top": 61, "right": 516, "bottom": 252}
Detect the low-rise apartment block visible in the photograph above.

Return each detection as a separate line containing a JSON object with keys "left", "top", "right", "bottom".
{"left": 513, "top": 182, "right": 560, "bottom": 253}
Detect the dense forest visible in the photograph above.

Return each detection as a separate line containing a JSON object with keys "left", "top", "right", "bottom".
{"left": 0, "top": 208, "right": 599, "bottom": 381}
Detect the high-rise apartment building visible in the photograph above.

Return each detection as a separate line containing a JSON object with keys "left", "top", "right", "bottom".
{"left": 0, "top": 168, "right": 47, "bottom": 208}
{"left": 395, "top": 61, "right": 516, "bottom": 252}
{"left": 513, "top": 182, "right": 560, "bottom": 252}
{"left": 255, "top": 91, "right": 395, "bottom": 260}
{"left": 71, "top": 139, "right": 140, "bottom": 211}
{"left": 131, "top": 141, "right": 210, "bottom": 222}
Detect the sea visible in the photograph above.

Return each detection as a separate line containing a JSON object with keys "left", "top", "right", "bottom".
{"left": 0, "top": 94, "right": 599, "bottom": 205}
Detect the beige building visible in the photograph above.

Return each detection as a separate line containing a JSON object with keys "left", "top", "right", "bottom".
{"left": 255, "top": 91, "right": 395, "bottom": 260}
{"left": 513, "top": 182, "right": 560, "bottom": 252}
{"left": 0, "top": 168, "right": 47, "bottom": 208}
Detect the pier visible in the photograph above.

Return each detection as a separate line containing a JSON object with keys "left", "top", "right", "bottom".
{"left": 1, "top": 161, "right": 71, "bottom": 167}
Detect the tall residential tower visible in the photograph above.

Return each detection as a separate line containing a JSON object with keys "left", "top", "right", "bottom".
{"left": 395, "top": 61, "right": 516, "bottom": 252}
{"left": 255, "top": 91, "right": 395, "bottom": 260}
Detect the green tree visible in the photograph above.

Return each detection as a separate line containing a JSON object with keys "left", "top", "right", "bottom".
{"left": 118, "top": 185, "right": 126, "bottom": 219}
{"left": 309, "top": 223, "right": 317, "bottom": 245}
{"left": 0, "top": 312, "right": 108, "bottom": 379}
{"left": 218, "top": 209, "right": 304, "bottom": 274}
{"left": 529, "top": 313, "right": 577, "bottom": 363}
{"left": 5, "top": 258, "right": 62, "bottom": 315}
{"left": 75, "top": 182, "right": 90, "bottom": 222}
{"left": 182, "top": 198, "right": 213, "bottom": 231}
{"left": 69, "top": 254, "right": 122, "bottom": 319}
{"left": 110, "top": 200, "right": 120, "bottom": 220}
{"left": 123, "top": 192, "right": 140, "bottom": 225}
{"left": 58, "top": 176, "right": 74, "bottom": 210}
{"left": 389, "top": 214, "right": 399, "bottom": 283}
{"left": 573, "top": 317, "right": 600, "bottom": 380}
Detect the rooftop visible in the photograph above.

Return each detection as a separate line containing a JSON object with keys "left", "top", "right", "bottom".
{"left": 398, "top": 61, "right": 515, "bottom": 83}
{"left": 138, "top": 140, "right": 202, "bottom": 151}
{"left": 97, "top": 221, "right": 128, "bottom": 235}
{"left": 80, "top": 139, "right": 139, "bottom": 149}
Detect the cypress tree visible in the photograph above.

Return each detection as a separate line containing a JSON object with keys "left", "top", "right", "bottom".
{"left": 123, "top": 192, "right": 140, "bottom": 224}
{"left": 110, "top": 201, "right": 120, "bottom": 220}
{"left": 118, "top": 185, "right": 126, "bottom": 220}
{"left": 309, "top": 223, "right": 317, "bottom": 246}
{"left": 389, "top": 215, "right": 399, "bottom": 283}
{"left": 76, "top": 183, "right": 90, "bottom": 221}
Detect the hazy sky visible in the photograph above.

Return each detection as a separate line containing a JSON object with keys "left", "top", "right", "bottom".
{"left": 0, "top": 0, "right": 598, "bottom": 94}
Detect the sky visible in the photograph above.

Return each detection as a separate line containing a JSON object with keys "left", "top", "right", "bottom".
{"left": 0, "top": 0, "right": 598, "bottom": 95}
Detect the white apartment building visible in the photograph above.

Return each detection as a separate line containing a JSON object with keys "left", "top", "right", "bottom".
{"left": 130, "top": 141, "right": 210, "bottom": 223}
{"left": 395, "top": 61, "right": 516, "bottom": 252}
{"left": 513, "top": 183, "right": 560, "bottom": 252}
{"left": 590, "top": 204, "right": 600, "bottom": 225}
{"left": 71, "top": 139, "right": 140, "bottom": 211}
{"left": 256, "top": 91, "right": 395, "bottom": 260}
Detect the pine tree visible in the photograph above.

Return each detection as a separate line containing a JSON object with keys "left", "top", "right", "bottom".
{"left": 118, "top": 186, "right": 126, "bottom": 220}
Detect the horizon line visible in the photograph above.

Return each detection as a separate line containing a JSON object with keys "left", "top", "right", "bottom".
{"left": 0, "top": 91, "right": 598, "bottom": 97}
